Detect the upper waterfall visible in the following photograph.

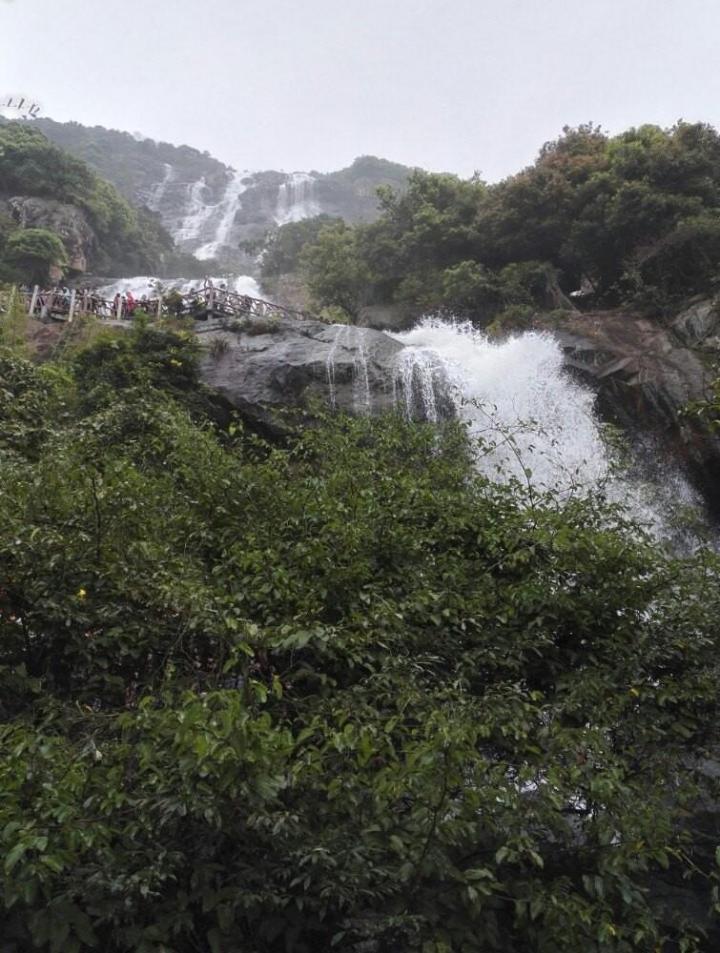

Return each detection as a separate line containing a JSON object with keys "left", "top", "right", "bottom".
{"left": 195, "top": 171, "right": 250, "bottom": 261}
{"left": 275, "top": 172, "right": 321, "bottom": 225}
{"left": 176, "top": 178, "right": 216, "bottom": 245}
{"left": 146, "top": 162, "right": 174, "bottom": 213}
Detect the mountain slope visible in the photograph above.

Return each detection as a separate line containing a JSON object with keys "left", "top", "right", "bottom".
{"left": 30, "top": 119, "right": 413, "bottom": 270}
{"left": 0, "top": 121, "right": 176, "bottom": 281}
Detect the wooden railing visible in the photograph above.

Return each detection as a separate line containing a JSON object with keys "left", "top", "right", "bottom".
{"left": 1, "top": 284, "right": 313, "bottom": 325}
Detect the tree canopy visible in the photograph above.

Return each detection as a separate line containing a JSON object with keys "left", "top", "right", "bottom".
{"left": 280, "top": 122, "right": 720, "bottom": 322}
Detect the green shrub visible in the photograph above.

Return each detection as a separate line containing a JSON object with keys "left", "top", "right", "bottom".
{"left": 0, "top": 333, "right": 720, "bottom": 950}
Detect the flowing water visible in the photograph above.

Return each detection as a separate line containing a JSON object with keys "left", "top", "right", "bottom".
{"left": 146, "top": 163, "right": 174, "bottom": 213}
{"left": 275, "top": 172, "right": 321, "bottom": 225}
{"left": 325, "top": 325, "right": 372, "bottom": 413}
{"left": 195, "top": 171, "right": 250, "bottom": 261}
{"left": 391, "top": 318, "right": 704, "bottom": 544}
{"left": 175, "top": 178, "right": 216, "bottom": 245}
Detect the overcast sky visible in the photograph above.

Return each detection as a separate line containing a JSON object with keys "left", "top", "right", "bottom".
{"left": 3, "top": 0, "right": 720, "bottom": 180}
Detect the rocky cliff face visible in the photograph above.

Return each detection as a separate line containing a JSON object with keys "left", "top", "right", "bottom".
{"left": 30, "top": 120, "right": 411, "bottom": 273}
{"left": 551, "top": 303, "right": 720, "bottom": 516}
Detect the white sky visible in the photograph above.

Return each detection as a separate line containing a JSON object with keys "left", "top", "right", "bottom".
{"left": 3, "top": 0, "right": 720, "bottom": 180}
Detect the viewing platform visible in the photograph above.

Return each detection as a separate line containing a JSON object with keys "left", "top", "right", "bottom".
{"left": 1, "top": 283, "right": 313, "bottom": 325}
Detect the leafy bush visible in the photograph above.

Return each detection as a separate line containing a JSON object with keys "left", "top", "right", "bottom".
{"left": 1, "top": 332, "right": 720, "bottom": 950}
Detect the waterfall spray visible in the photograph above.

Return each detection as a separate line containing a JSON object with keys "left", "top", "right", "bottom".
{"left": 392, "top": 318, "right": 704, "bottom": 544}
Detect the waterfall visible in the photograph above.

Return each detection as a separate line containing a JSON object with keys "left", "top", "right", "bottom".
{"left": 393, "top": 346, "right": 444, "bottom": 423}
{"left": 325, "top": 325, "right": 372, "bottom": 414}
{"left": 195, "top": 171, "right": 249, "bottom": 261}
{"left": 176, "top": 178, "right": 215, "bottom": 244}
{"left": 146, "top": 163, "right": 174, "bottom": 212}
{"left": 392, "top": 318, "right": 704, "bottom": 544}
{"left": 275, "top": 172, "right": 321, "bottom": 226}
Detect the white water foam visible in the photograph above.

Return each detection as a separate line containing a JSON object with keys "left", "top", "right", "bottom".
{"left": 97, "top": 274, "right": 263, "bottom": 300}
{"left": 392, "top": 318, "right": 703, "bottom": 542}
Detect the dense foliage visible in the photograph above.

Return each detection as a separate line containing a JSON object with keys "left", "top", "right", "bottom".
{"left": 0, "top": 123, "right": 175, "bottom": 279}
{"left": 1, "top": 323, "right": 720, "bottom": 951}
{"left": 32, "top": 117, "right": 234, "bottom": 206}
{"left": 260, "top": 215, "right": 342, "bottom": 280}
{"left": 283, "top": 123, "right": 720, "bottom": 322}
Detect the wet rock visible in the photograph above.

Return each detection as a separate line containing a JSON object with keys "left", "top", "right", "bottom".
{"left": 672, "top": 298, "right": 720, "bottom": 347}
{"left": 198, "top": 316, "right": 406, "bottom": 434}
{"left": 550, "top": 309, "right": 720, "bottom": 516}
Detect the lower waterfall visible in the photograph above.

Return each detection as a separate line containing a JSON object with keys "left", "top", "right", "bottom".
{"left": 392, "top": 318, "right": 704, "bottom": 545}
{"left": 325, "top": 325, "right": 372, "bottom": 413}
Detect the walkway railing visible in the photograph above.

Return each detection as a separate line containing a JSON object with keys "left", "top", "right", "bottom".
{"left": 1, "top": 284, "right": 313, "bottom": 325}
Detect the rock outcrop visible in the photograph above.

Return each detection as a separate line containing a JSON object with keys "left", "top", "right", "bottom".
{"left": 551, "top": 307, "right": 720, "bottom": 515}
{"left": 2, "top": 195, "right": 96, "bottom": 273}
{"left": 198, "top": 317, "right": 407, "bottom": 434}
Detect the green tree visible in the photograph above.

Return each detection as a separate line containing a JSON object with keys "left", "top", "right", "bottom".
{"left": 301, "top": 221, "right": 371, "bottom": 320}
{"left": 261, "top": 215, "right": 342, "bottom": 280}
{"left": 0, "top": 124, "right": 177, "bottom": 275}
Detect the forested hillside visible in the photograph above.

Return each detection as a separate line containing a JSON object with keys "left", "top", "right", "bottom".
{"left": 270, "top": 123, "right": 720, "bottom": 325}
{"left": 30, "top": 117, "right": 231, "bottom": 207}
{"left": 26, "top": 118, "right": 413, "bottom": 270}
{"left": 0, "top": 123, "right": 180, "bottom": 282}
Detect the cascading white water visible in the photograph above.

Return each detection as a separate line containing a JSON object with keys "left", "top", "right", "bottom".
{"left": 146, "top": 163, "right": 174, "bottom": 213}
{"left": 176, "top": 178, "right": 215, "bottom": 244}
{"left": 393, "top": 347, "right": 444, "bottom": 423}
{"left": 195, "top": 171, "right": 250, "bottom": 261}
{"left": 392, "top": 318, "right": 703, "bottom": 542}
{"left": 275, "top": 172, "right": 321, "bottom": 226}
